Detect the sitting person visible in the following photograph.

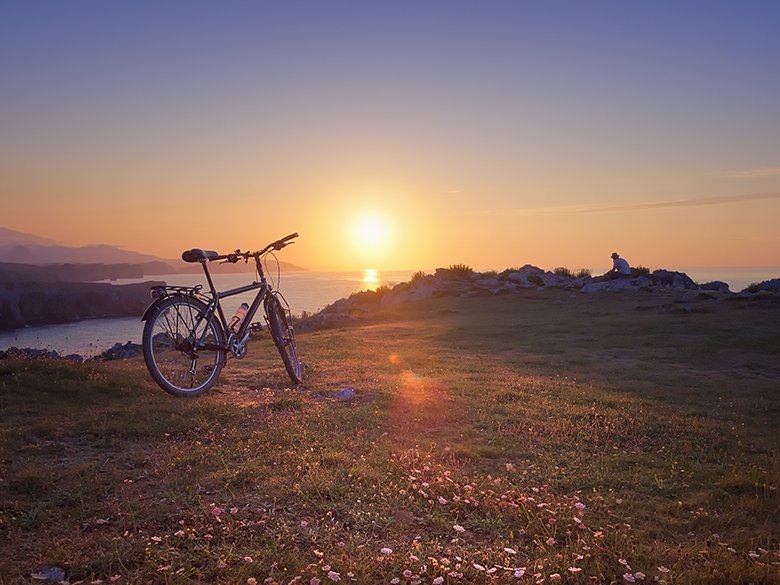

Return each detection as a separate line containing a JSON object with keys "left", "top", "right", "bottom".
{"left": 609, "top": 252, "right": 632, "bottom": 278}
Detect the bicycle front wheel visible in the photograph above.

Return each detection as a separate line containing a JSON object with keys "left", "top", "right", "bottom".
{"left": 265, "top": 294, "right": 303, "bottom": 384}
{"left": 142, "top": 295, "right": 226, "bottom": 396}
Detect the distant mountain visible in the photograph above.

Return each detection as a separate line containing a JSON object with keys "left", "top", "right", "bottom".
{"left": 0, "top": 226, "right": 58, "bottom": 246}
{"left": 0, "top": 227, "right": 307, "bottom": 273}
{"left": 0, "top": 243, "right": 167, "bottom": 265}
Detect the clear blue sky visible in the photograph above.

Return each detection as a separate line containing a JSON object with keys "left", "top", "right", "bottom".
{"left": 2, "top": 1, "right": 779, "bottom": 269}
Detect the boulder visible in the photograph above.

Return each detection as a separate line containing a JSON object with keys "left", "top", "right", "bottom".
{"left": 94, "top": 341, "right": 143, "bottom": 361}
{"left": 741, "top": 278, "right": 780, "bottom": 294}
{"left": 649, "top": 270, "right": 698, "bottom": 289}
{"left": 506, "top": 264, "right": 545, "bottom": 286}
{"left": 700, "top": 281, "right": 731, "bottom": 293}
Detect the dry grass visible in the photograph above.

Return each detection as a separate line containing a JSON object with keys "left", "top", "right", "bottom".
{"left": 1, "top": 289, "right": 778, "bottom": 584}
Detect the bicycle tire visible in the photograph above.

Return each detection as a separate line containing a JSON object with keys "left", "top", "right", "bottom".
{"left": 142, "top": 295, "right": 226, "bottom": 396}
{"left": 265, "top": 294, "right": 303, "bottom": 384}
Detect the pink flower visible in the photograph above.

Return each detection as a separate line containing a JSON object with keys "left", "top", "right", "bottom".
{"left": 380, "top": 548, "right": 393, "bottom": 554}
{"left": 623, "top": 573, "right": 635, "bottom": 583}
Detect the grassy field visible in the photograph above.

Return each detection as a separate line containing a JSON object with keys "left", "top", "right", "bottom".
{"left": 1, "top": 289, "right": 778, "bottom": 584}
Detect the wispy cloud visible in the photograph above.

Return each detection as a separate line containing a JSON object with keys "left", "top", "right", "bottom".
{"left": 722, "top": 167, "right": 780, "bottom": 179}
{"left": 498, "top": 191, "right": 780, "bottom": 216}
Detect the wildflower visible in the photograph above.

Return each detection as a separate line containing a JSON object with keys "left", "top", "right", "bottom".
{"left": 657, "top": 566, "right": 670, "bottom": 573}
{"left": 550, "top": 574, "right": 561, "bottom": 580}
{"left": 748, "top": 551, "right": 760, "bottom": 559}
{"left": 504, "top": 548, "right": 517, "bottom": 555}
{"left": 623, "top": 574, "right": 635, "bottom": 583}
{"left": 573, "top": 516, "right": 582, "bottom": 524}
{"left": 247, "top": 579, "right": 257, "bottom": 585}
{"left": 211, "top": 507, "right": 223, "bottom": 517}
{"left": 327, "top": 571, "right": 341, "bottom": 582}
{"left": 310, "top": 579, "right": 321, "bottom": 585}
{"left": 390, "top": 579, "right": 399, "bottom": 585}
{"left": 453, "top": 524, "right": 466, "bottom": 533}
{"left": 634, "top": 572, "right": 646, "bottom": 580}
{"left": 433, "top": 578, "right": 444, "bottom": 585}
{"left": 546, "top": 537, "right": 556, "bottom": 546}
{"left": 244, "top": 557, "right": 254, "bottom": 563}
{"left": 438, "top": 496, "right": 448, "bottom": 505}
{"left": 380, "top": 548, "right": 393, "bottom": 555}
{"left": 514, "top": 568, "right": 526, "bottom": 578}
{"left": 568, "top": 567, "right": 582, "bottom": 573}
{"left": 403, "top": 570, "right": 412, "bottom": 578}
{"left": 575, "top": 502, "right": 586, "bottom": 511}
{"left": 473, "top": 563, "right": 485, "bottom": 571}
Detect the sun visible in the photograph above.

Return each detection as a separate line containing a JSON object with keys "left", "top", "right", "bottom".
{"left": 352, "top": 213, "right": 389, "bottom": 248}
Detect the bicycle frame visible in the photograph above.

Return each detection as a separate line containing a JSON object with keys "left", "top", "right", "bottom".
{"left": 199, "top": 255, "right": 270, "bottom": 348}
{"left": 145, "top": 254, "right": 272, "bottom": 354}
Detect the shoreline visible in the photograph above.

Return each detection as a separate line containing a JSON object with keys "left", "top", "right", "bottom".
{"left": 3, "top": 266, "right": 779, "bottom": 362}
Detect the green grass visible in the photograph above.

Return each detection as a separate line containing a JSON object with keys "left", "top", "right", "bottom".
{"left": 1, "top": 290, "right": 778, "bottom": 584}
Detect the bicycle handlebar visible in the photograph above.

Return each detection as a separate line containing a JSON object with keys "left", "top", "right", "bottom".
{"left": 213, "top": 233, "right": 299, "bottom": 263}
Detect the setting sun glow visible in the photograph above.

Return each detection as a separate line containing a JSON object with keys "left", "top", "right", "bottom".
{"left": 352, "top": 214, "right": 389, "bottom": 249}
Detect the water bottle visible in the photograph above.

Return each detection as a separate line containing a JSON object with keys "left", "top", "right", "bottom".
{"left": 229, "top": 302, "right": 249, "bottom": 333}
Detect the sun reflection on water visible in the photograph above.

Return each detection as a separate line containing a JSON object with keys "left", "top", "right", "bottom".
{"left": 362, "top": 268, "right": 380, "bottom": 291}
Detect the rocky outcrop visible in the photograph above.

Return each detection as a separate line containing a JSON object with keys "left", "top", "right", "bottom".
{"left": 0, "top": 281, "right": 163, "bottom": 330}
{"left": 298, "top": 266, "right": 778, "bottom": 330}
{"left": 741, "top": 278, "right": 780, "bottom": 294}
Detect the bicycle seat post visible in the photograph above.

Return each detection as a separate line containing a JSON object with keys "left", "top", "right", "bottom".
{"left": 200, "top": 258, "right": 219, "bottom": 298}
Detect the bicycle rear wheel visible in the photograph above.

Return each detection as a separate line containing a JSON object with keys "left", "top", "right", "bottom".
{"left": 142, "top": 295, "right": 226, "bottom": 396}
{"left": 265, "top": 294, "right": 303, "bottom": 384}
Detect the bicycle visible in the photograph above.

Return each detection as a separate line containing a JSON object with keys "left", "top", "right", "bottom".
{"left": 141, "top": 233, "right": 302, "bottom": 396}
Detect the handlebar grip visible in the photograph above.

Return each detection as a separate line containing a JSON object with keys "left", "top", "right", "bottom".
{"left": 273, "top": 233, "right": 298, "bottom": 250}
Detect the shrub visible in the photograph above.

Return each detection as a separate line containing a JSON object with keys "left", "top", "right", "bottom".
{"left": 481, "top": 270, "right": 498, "bottom": 278}
{"left": 575, "top": 268, "right": 592, "bottom": 278}
{"left": 633, "top": 265, "right": 651, "bottom": 276}
{"left": 528, "top": 275, "right": 544, "bottom": 287}
{"left": 410, "top": 270, "right": 427, "bottom": 282}
{"left": 553, "top": 267, "right": 574, "bottom": 278}
{"left": 446, "top": 263, "right": 474, "bottom": 278}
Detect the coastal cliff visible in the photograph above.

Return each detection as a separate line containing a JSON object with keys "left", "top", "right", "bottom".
{"left": 0, "top": 281, "right": 162, "bottom": 330}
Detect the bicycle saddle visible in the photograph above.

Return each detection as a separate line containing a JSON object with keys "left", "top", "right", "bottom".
{"left": 181, "top": 249, "right": 219, "bottom": 263}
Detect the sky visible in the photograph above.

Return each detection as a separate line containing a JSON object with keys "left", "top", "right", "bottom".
{"left": 2, "top": 1, "right": 780, "bottom": 271}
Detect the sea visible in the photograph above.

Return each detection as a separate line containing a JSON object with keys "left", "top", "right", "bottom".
{"left": 0, "top": 266, "right": 777, "bottom": 357}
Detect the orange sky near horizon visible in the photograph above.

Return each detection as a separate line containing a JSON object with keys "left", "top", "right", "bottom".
{"left": 2, "top": 2, "right": 780, "bottom": 273}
